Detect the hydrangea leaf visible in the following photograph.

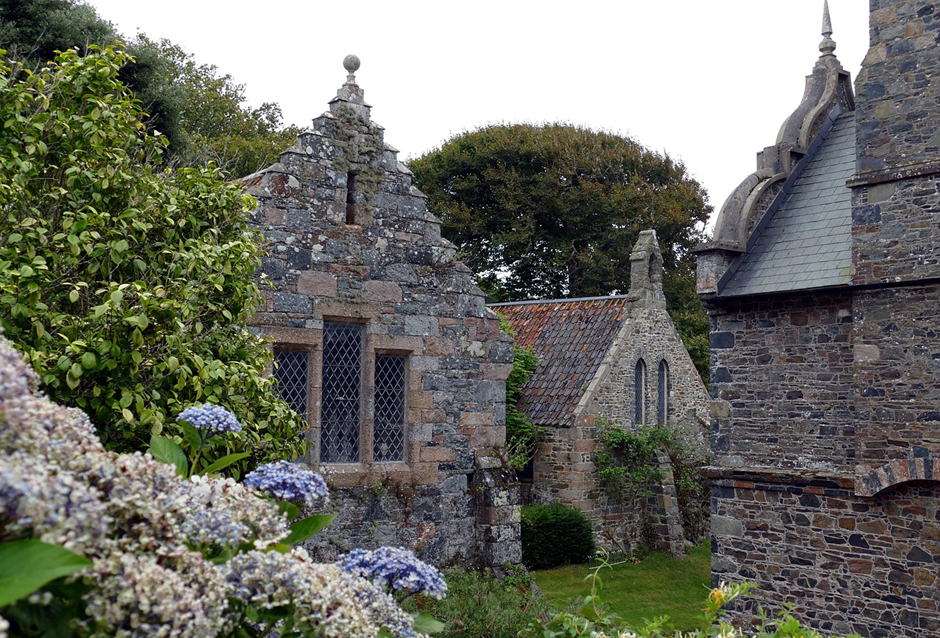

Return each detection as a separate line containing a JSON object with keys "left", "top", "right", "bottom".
{"left": 412, "top": 612, "right": 447, "bottom": 634}
{"left": 283, "top": 514, "right": 336, "bottom": 546}
{"left": 148, "top": 435, "right": 188, "bottom": 477}
{"left": 0, "top": 539, "right": 91, "bottom": 607}
{"left": 277, "top": 500, "right": 300, "bottom": 520}
{"left": 199, "top": 452, "right": 250, "bottom": 476}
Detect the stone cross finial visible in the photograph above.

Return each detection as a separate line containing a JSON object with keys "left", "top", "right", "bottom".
{"left": 819, "top": 0, "right": 836, "bottom": 56}
{"left": 626, "top": 230, "right": 667, "bottom": 310}
{"left": 343, "top": 54, "right": 361, "bottom": 84}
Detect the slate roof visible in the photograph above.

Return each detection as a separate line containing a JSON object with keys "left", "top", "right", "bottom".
{"left": 492, "top": 296, "right": 628, "bottom": 427}
{"left": 720, "top": 111, "right": 856, "bottom": 297}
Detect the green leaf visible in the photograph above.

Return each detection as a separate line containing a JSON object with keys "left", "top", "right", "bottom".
{"left": 277, "top": 500, "right": 300, "bottom": 520}
{"left": 0, "top": 539, "right": 91, "bottom": 607}
{"left": 148, "top": 435, "right": 188, "bottom": 477}
{"left": 181, "top": 422, "right": 202, "bottom": 450}
{"left": 283, "top": 514, "right": 336, "bottom": 546}
{"left": 199, "top": 452, "right": 250, "bottom": 476}
{"left": 412, "top": 612, "right": 447, "bottom": 634}
{"left": 81, "top": 351, "right": 96, "bottom": 369}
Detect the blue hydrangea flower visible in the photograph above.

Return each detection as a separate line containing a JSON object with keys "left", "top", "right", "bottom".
{"left": 337, "top": 547, "right": 447, "bottom": 599}
{"left": 243, "top": 461, "right": 329, "bottom": 509}
{"left": 176, "top": 404, "right": 242, "bottom": 435}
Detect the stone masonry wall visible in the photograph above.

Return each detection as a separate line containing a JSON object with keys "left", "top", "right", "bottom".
{"left": 711, "top": 471, "right": 940, "bottom": 637}
{"left": 590, "top": 306, "right": 709, "bottom": 433}
{"left": 854, "top": 282, "right": 940, "bottom": 467}
{"left": 244, "top": 70, "right": 519, "bottom": 568}
{"left": 856, "top": 0, "right": 939, "bottom": 175}
{"left": 708, "top": 291, "right": 857, "bottom": 473}
{"left": 852, "top": 0, "right": 940, "bottom": 285}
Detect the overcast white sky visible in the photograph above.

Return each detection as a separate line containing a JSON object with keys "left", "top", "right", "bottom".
{"left": 88, "top": 0, "right": 870, "bottom": 230}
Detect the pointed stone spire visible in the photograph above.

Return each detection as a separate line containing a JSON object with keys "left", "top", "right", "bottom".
{"left": 819, "top": 0, "right": 836, "bottom": 56}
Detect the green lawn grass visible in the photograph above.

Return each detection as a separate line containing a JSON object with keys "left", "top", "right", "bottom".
{"left": 532, "top": 543, "right": 712, "bottom": 631}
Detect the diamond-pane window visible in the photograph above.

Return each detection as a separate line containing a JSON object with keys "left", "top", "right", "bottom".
{"left": 274, "top": 349, "right": 308, "bottom": 419}
{"left": 375, "top": 355, "right": 406, "bottom": 462}
{"left": 657, "top": 360, "right": 669, "bottom": 424}
{"left": 634, "top": 359, "right": 646, "bottom": 425}
{"left": 321, "top": 323, "right": 362, "bottom": 463}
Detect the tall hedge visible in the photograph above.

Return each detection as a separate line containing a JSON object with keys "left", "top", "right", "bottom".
{"left": 521, "top": 503, "right": 596, "bottom": 569}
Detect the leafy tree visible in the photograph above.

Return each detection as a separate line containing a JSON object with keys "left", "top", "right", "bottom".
{"left": 410, "top": 123, "right": 712, "bottom": 381}
{"left": 0, "top": 46, "right": 307, "bottom": 470}
{"left": 137, "top": 36, "right": 301, "bottom": 178}
{"left": 0, "top": 0, "right": 297, "bottom": 177}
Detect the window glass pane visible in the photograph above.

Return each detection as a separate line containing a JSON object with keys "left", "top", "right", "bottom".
{"left": 321, "top": 323, "right": 362, "bottom": 462}
{"left": 375, "top": 355, "right": 406, "bottom": 462}
{"left": 657, "top": 360, "right": 669, "bottom": 424}
{"left": 274, "top": 349, "right": 308, "bottom": 419}
{"left": 634, "top": 359, "right": 646, "bottom": 424}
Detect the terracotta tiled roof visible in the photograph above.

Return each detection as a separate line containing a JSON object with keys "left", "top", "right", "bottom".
{"left": 491, "top": 296, "right": 628, "bottom": 427}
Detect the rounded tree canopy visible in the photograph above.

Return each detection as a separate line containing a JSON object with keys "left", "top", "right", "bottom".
{"left": 409, "top": 123, "right": 712, "bottom": 302}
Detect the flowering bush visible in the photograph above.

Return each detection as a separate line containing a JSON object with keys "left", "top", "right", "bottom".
{"left": 0, "top": 333, "right": 437, "bottom": 637}
{"left": 178, "top": 404, "right": 244, "bottom": 435}
{"left": 338, "top": 547, "right": 448, "bottom": 600}
{"left": 244, "top": 460, "right": 330, "bottom": 509}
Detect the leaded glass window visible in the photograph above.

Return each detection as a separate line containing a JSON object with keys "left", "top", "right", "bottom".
{"left": 657, "top": 359, "right": 669, "bottom": 424}
{"left": 274, "top": 349, "right": 308, "bottom": 419}
{"left": 321, "top": 323, "right": 362, "bottom": 463}
{"left": 634, "top": 359, "right": 646, "bottom": 425}
{"left": 374, "top": 355, "right": 406, "bottom": 462}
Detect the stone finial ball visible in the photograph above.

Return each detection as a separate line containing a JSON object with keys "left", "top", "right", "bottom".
{"left": 343, "top": 55, "right": 361, "bottom": 73}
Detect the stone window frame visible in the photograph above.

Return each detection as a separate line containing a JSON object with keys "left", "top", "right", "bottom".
{"left": 657, "top": 359, "right": 670, "bottom": 425}
{"left": 261, "top": 324, "right": 414, "bottom": 468}
{"left": 634, "top": 358, "right": 647, "bottom": 425}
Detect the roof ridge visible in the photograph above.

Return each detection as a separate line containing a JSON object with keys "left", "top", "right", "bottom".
{"left": 489, "top": 294, "right": 629, "bottom": 307}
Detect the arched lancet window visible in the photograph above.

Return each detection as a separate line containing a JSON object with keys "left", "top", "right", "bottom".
{"left": 657, "top": 359, "right": 669, "bottom": 424}
{"left": 634, "top": 358, "right": 646, "bottom": 425}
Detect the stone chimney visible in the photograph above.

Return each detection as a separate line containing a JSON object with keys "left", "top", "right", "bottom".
{"left": 626, "top": 229, "right": 667, "bottom": 310}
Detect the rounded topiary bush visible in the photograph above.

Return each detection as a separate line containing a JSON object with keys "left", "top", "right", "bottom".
{"left": 521, "top": 503, "right": 596, "bottom": 569}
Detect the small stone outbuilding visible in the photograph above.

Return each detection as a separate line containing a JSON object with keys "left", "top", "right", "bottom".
{"left": 241, "top": 57, "right": 519, "bottom": 568}
{"left": 495, "top": 230, "right": 709, "bottom": 553}
{"left": 695, "top": 2, "right": 940, "bottom": 635}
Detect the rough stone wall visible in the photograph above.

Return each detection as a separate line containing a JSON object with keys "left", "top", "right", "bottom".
{"left": 854, "top": 283, "right": 940, "bottom": 467}
{"left": 856, "top": 0, "right": 939, "bottom": 175}
{"left": 708, "top": 291, "right": 857, "bottom": 474}
{"left": 589, "top": 306, "right": 709, "bottom": 433}
{"left": 243, "top": 70, "right": 518, "bottom": 568}
{"left": 711, "top": 471, "right": 940, "bottom": 637}
{"left": 852, "top": 0, "right": 940, "bottom": 284}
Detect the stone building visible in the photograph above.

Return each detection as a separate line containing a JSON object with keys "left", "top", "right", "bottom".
{"left": 241, "top": 56, "right": 519, "bottom": 568}
{"left": 495, "top": 230, "right": 709, "bottom": 553}
{"left": 695, "top": 1, "right": 940, "bottom": 635}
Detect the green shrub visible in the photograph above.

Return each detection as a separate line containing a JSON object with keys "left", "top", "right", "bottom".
{"left": 400, "top": 567, "right": 547, "bottom": 638}
{"left": 0, "top": 46, "right": 307, "bottom": 472}
{"left": 522, "top": 503, "right": 596, "bottom": 569}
